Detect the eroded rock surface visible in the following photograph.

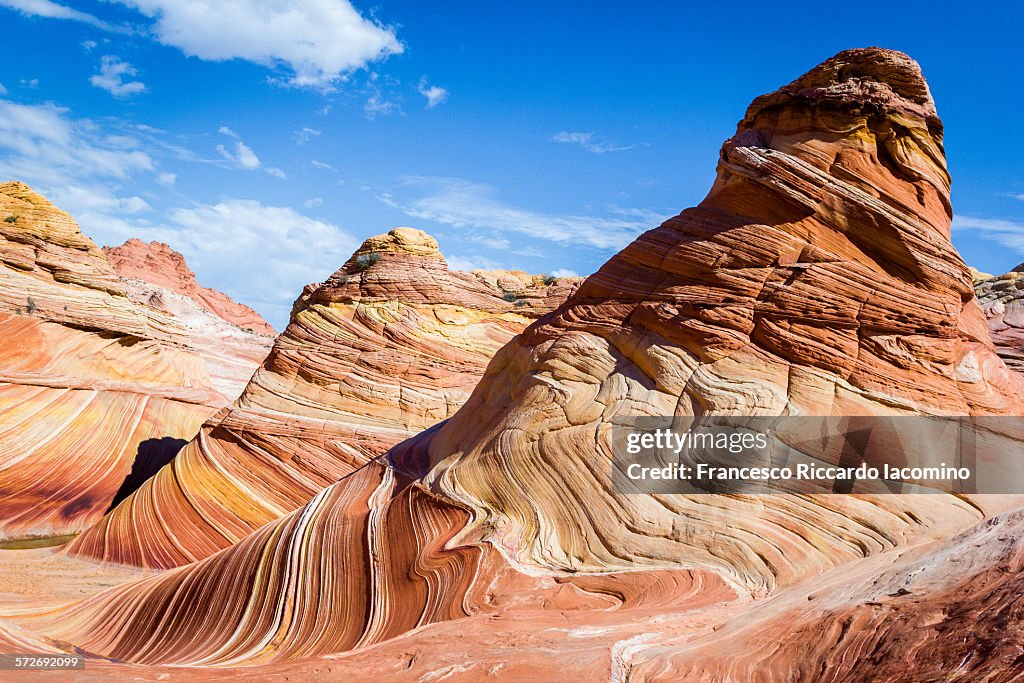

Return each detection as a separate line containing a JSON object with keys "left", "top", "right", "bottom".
{"left": 104, "top": 239, "right": 274, "bottom": 398}
{"left": 67, "top": 227, "right": 578, "bottom": 567}
{"left": 8, "top": 49, "right": 1024, "bottom": 681}
{"left": 0, "top": 182, "right": 223, "bottom": 541}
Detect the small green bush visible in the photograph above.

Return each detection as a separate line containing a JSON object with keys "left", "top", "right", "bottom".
{"left": 26, "top": 296, "right": 37, "bottom": 314}
{"left": 501, "top": 291, "right": 518, "bottom": 303}
{"left": 4, "top": 215, "right": 17, "bottom": 224}
{"left": 353, "top": 252, "right": 381, "bottom": 272}
{"left": 543, "top": 275, "right": 556, "bottom": 285}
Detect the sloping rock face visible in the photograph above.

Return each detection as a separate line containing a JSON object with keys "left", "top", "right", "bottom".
{"left": 104, "top": 239, "right": 274, "bottom": 398}
{"left": 67, "top": 227, "right": 578, "bottom": 568}
{"left": 975, "top": 265, "right": 1024, "bottom": 372}
{"left": 104, "top": 239, "right": 275, "bottom": 336}
{"left": 0, "top": 182, "right": 224, "bottom": 541}
{"left": 16, "top": 49, "right": 1024, "bottom": 679}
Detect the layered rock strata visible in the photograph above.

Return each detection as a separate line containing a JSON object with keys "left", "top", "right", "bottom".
{"left": 9, "top": 48, "right": 1024, "bottom": 679}
{"left": 67, "top": 228, "right": 577, "bottom": 567}
{"left": 975, "top": 265, "right": 1024, "bottom": 372}
{"left": 0, "top": 182, "right": 223, "bottom": 541}
{"left": 104, "top": 239, "right": 274, "bottom": 398}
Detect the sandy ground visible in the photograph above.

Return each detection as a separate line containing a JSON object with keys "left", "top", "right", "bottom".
{"left": 0, "top": 545, "right": 154, "bottom": 610}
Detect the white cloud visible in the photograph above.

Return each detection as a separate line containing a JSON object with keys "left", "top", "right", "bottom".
{"left": 311, "top": 159, "right": 336, "bottom": 172}
{"left": 131, "top": 200, "right": 357, "bottom": 327}
{"left": 90, "top": 55, "right": 147, "bottom": 97}
{"left": 551, "top": 131, "right": 634, "bottom": 154}
{"left": 304, "top": 197, "right": 323, "bottom": 208}
{"left": 952, "top": 215, "right": 1024, "bottom": 254}
{"left": 81, "top": 39, "right": 97, "bottom": 51}
{"left": 20, "top": 78, "right": 39, "bottom": 89}
{"left": 551, "top": 268, "right": 579, "bottom": 278}
{"left": 0, "top": 99, "right": 154, "bottom": 184}
{"left": 216, "top": 127, "right": 260, "bottom": 169}
{"left": 109, "top": 0, "right": 402, "bottom": 89}
{"left": 0, "top": 0, "right": 121, "bottom": 31}
{"left": 417, "top": 78, "right": 448, "bottom": 108}
{"left": 293, "top": 127, "right": 321, "bottom": 145}
{"left": 0, "top": 83, "right": 6, "bottom": 96}
{"left": 265, "top": 166, "right": 287, "bottom": 179}
{"left": 364, "top": 92, "right": 397, "bottom": 119}
{"left": 0, "top": 97, "right": 347, "bottom": 328}
{"left": 156, "top": 171, "right": 176, "bottom": 185}
{"left": 379, "top": 176, "right": 669, "bottom": 251}
{"left": 446, "top": 254, "right": 502, "bottom": 272}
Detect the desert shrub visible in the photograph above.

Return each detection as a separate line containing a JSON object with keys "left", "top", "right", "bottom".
{"left": 501, "top": 291, "right": 518, "bottom": 302}
{"left": 26, "top": 296, "right": 37, "bottom": 314}
{"left": 543, "top": 275, "right": 556, "bottom": 285}
{"left": 4, "top": 215, "right": 17, "bottom": 223}
{"left": 353, "top": 252, "right": 381, "bottom": 272}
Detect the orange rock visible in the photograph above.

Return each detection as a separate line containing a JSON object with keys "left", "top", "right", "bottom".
{"left": 10, "top": 48, "right": 1024, "bottom": 680}
{"left": 103, "top": 239, "right": 274, "bottom": 398}
{"left": 66, "top": 227, "right": 578, "bottom": 568}
{"left": 0, "top": 182, "right": 224, "bottom": 542}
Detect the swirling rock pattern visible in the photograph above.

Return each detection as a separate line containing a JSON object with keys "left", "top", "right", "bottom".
{"left": 7, "top": 49, "right": 1024, "bottom": 681}
{"left": 0, "top": 182, "right": 224, "bottom": 541}
{"left": 67, "top": 227, "right": 579, "bottom": 568}
{"left": 389, "top": 47, "right": 1024, "bottom": 592}
{"left": 104, "top": 240, "right": 274, "bottom": 398}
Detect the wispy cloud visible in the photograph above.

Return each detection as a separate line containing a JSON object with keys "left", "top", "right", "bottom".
{"left": 952, "top": 215, "right": 1024, "bottom": 254}
{"left": 293, "top": 127, "right": 321, "bottom": 145}
{"left": 364, "top": 92, "right": 398, "bottom": 119}
{"left": 90, "top": 55, "right": 147, "bottom": 97}
{"left": 417, "top": 78, "right": 448, "bottom": 108}
{"left": 311, "top": 159, "right": 336, "bottom": 172}
{"left": 0, "top": 0, "right": 125, "bottom": 32}
{"left": 378, "top": 176, "right": 670, "bottom": 251}
{"left": 0, "top": 96, "right": 345, "bottom": 327}
{"left": 551, "top": 131, "right": 634, "bottom": 154}
{"left": 215, "top": 126, "right": 260, "bottom": 169}
{"left": 123, "top": 200, "right": 357, "bottom": 326}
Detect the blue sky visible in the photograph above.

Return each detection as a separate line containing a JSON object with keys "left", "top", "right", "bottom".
{"left": 1, "top": 1, "right": 1021, "bottom": 329}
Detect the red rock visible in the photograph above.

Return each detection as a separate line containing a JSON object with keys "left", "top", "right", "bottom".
{"left": 103, "top": 240, "right": 274, "bottom": 399}
{"left": 66, "top": 227, "right": 579, "bottom": 568}
{"left": 0, "top": 182, "right": 224, "bottom": 542}
{"left": 9, "top": 48, "right": 1024, "bottom": 681}
{"left": 104, "top": 239, "right": 275, "bottom": 337}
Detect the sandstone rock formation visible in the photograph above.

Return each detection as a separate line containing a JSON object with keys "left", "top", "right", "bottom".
{"left": 0, "top": 182, "right": 224, "bottom": 542}
{"left": 104, "top": 239, "right": 274, "bottom": 398}
{"left": 104, "top": 239, "right": 275, "bottom": 336}
{"left": 7, "top": 48, "right": 1024, "bottom": 680}
{"left": 67, "top": 227, "right": 578, "bottom": 568}
{"left": 975, "top": 265, "right": 1024, "bottom": 372}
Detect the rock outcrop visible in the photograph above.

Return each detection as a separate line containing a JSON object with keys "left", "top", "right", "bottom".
{"left": 104, "top": 239, "right": 274, "bottom": 398}
{"left": 67, "top": 227, "right": 578, "bottom": 568}
{"left": 8, "top": 48, "right": 1024, "bottom": 680}
{"left": 103, "top": 239, "right": 275, "bottom": 337}
{"left": 975, "top": 265, "right": 1024, "bottom": 372}
{"left": 0, "top": 182, "right": 224, "bottom": 542}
